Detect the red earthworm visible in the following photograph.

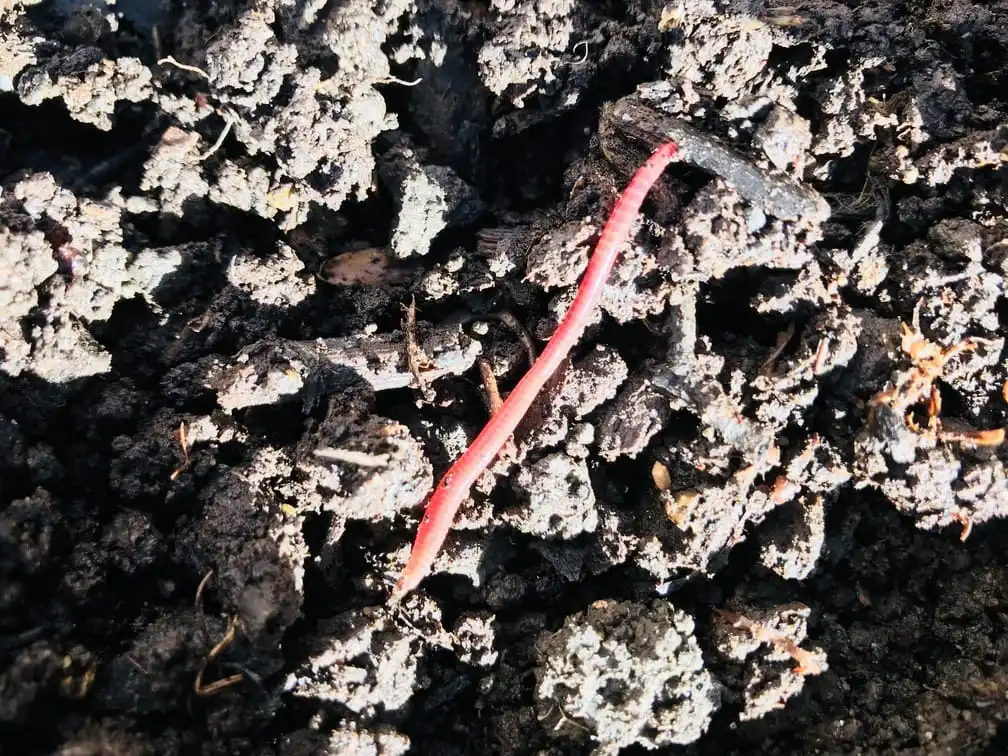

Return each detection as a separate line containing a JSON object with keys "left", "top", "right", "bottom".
{"left": 391, "top": 141, "right": 679, "bottom": 600}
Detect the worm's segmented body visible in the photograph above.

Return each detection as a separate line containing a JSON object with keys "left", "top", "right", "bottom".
{"left": 392, "top": 141, "right": 679, "bottom": 599}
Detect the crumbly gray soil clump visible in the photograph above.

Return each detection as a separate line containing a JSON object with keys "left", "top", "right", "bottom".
{"left": 534, "top": 599, "right": 721, "bottom": 753}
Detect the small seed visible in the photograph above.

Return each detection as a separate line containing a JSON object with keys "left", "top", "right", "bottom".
{"left": 651, "top": 461, "right": 672, "bottom": 491}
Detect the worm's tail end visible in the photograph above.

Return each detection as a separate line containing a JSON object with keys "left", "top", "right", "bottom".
{"left": 388, "top": 571, "right": 417, "bottom": 603}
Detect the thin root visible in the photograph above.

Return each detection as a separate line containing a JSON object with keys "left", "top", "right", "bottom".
{"left": 158, "top": 56, "right": 210, "bottom": 80}
{"left": 462, "top": 310, "right": 537, "bottom": 368}
{"left": 871, "top": 303, "right": 1003, "bottom": 447}
{"left": 951, "top": 510, "right": 974, "bottom": 542}
{"left": 194, "top": 569, "right": 214, "bottom": 611}
{"left": 371, "top": 75, "right": 423, "bottom": 87}
{"left": 717, "top": 608, "right": 826, "bottom": 677}
{"left": 313, "top": 448, "right": 391, "bottom": 467}
{"left": 194, "top": 615, "right": 244, "bottom": 697}
{"left": 124, "top": 654, "right": 149, "bottom": 676}
{"left": 540, "top": 703, "right": 592, "bottom": 734}
{"left": 170, "top": 421, "right": 191, "bottom": 480}
{"left": 570, "top": 40, "right": 589, "bottom": 66}
{"left": 193, "top": 115, "right": 233, "bottom": 162}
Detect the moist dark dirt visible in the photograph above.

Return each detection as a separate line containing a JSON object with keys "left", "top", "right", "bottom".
{"left": 3, "top": 0, "right": 1008, "bottom": 754}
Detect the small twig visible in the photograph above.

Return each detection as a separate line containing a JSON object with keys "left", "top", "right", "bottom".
{"left": 758, "top": 322, "right": 796, "bottom": 376}
{"left": 936, "top": 427, "right": 1005, "bottom": 448}
{"left": 812, "top": 336, "right": 831, "bottom": 375}
{"left": 477, "top": 357, "right": 520, "bottom": 468}
{"left": 124, "top": 654, "right": 150, "bottom": 676}
{"left": 158, "top": 55, "right": 210, "bottom": 80}
{"left": 477, "top": 358, "right": 504, "bottom": 416}
{"left": 762, "top": 6, "right": 805, "bottom": 27}
{"left": 212, "top": 326, "right": 481, "bottom": 407}
{"left": 403, "top": 296, "right": 436, "bottom": 403}
{"left": 605, "top": 97, "right": 830, "bottom": 226}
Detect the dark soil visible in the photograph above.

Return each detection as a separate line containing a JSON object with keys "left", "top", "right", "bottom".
{"left": 3, "top": 0, "right": 1008, "bottom": 754}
